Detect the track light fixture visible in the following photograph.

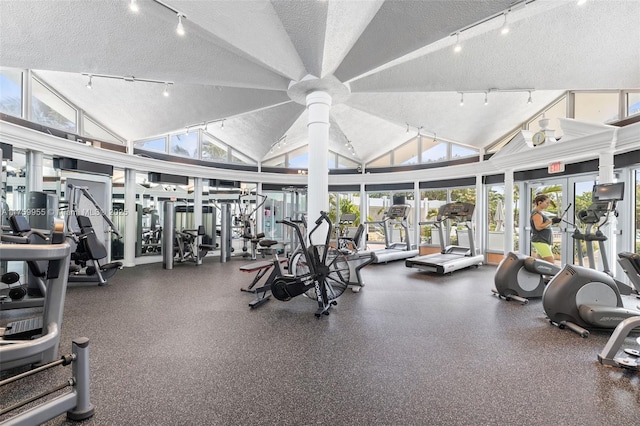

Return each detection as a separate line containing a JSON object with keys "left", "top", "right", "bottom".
{"left": 406, "top": 123, "right": 437, "bottom": 142}
{"left": 80, "top": 73, "right": 173, "bottom": 96}
{"left": 187, "top": 118, "right": 228, "bottom": 134}
{"left": 343, "top": 139, "right": 357, "bottom": 157}
{"left": 269, "top": 135, "right": 288, "bottom": 153}
{"left": 149, "top": 1, "right": 187, "bottom": 36}
{"left": 129, "top": 0, "right": 139, "bottom": 13}
{"left": 448, "top": 1, "right": 526, "bottom": 51}
{"left": 176, "top": 13, "right": 185, "bottom": 36}
{"left": 457, "top": 88, "right": 535, "bottom": 106}
{"left": 453, "top": 32, "right": 462, "bottom": 53}
{"left": 501, "top": 12, "right": 510, "bottom": 35}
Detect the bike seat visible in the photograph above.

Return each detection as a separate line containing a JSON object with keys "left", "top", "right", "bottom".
{"left": 259, "top": 239, "right": 278, "bottom": 248}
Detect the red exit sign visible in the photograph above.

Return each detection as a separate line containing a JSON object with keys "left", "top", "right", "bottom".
{"left": 548, "top": 162, "right": 565, "bottom": 174}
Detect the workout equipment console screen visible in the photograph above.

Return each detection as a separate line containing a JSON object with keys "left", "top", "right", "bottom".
{"left": 387, "top": 205, "right": 410, "bottom": 219}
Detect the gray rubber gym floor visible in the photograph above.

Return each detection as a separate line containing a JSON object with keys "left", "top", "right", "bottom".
{"left": 2, "top": 257, "right": 639, "bottom": 425}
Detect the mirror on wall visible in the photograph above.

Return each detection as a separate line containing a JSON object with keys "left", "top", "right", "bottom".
{"left": 262, "top": 186, "right": 306, "bottom": 256}
{"left": 208, "top": 180, "right": 260, "bottom": 257}
{"left": 1, "top": 150, "right": 26, "bottom": 227}
{"left": 135, "top": 172, "right": 166, "bottom": 258}
{"left": 110, "top": 168, "right": 125, "bottom": 261}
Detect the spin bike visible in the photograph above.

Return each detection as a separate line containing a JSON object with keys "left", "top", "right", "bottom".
{"left": 270, "top": 211, "right": 351, "bottom": 317}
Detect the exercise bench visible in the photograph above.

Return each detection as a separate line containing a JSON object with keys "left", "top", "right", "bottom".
{"left": 239, "top": 257, "right": 287, "bottom": 308}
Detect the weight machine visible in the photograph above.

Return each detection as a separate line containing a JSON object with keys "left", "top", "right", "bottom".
{"left": 162, "top": 201, "right": 215, "bottom": 269}
{"left": 237, "top": 193, "right": 268, "bottom": 260}
{"left": 0, "top": 215, "right": 51, "bottom": 310}
{"left": 0, "top": 338, "right": 95, "bottom": 424}
{"left": 0, "top": 233, "right": 71, "bottom": 370}
{"left": 63, "top": 184, "right": 123, "bottom": 285}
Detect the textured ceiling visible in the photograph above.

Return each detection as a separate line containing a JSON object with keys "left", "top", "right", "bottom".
{"left": 1, "top": 0, "right": 639, "bottom": 163}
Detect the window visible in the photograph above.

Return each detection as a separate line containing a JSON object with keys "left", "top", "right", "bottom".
{"left": 231, "top": 150, "right": 255, "bottom": 165}
{"left": 421, "top": 141, "right": 447, "bottom": 163}
{"left": 288, "top": 146, "right": 308, "bottom": 168}
{"left": 394, "top": 138, "right": 418, "bottom": 165}
{"left": 337, "top": 154, "right": 359, "bottom": 169}
{"left": 449, "top": 187, "right": 476, "bottom": 246}
{"left": 635, "top": 169, "right": 640, "bottom": 254}
{"left": 574, "top": 92, "right": 619, "bottom": 124}
{"left": 419, "top": 190, "right": 446, "bottom": 245}
{"left": 135, "top": 137, "right": 166, "bottom": 152}
{"left": 170, "top": 132, "right": 198, "bottom": 158}
{"left": 366, "top": 191, "right": 391, "bottom": 245}
{"left": 31, "top": 77, "right": 76, "bottom": 132}
{"left": 487, "top": 186, "right": 505, "bottom": 252}
{"left": 451, "top": 144, "right": 477, "bottom": 159}
{"left": 367, "top": 153, "right": 391, "bottom": 168}
{"left": 262, "top": 155, "right": 285, "bottom": 167}
{"left": 626, "top": 92, "right": 640, "bottom": 118}
{"left": 202, "top": 134, "right": 228, "bottom": 162}
{"left": 83, "top": 115, "right": 123, "bottom": 144}
{"left": 0, "top": 68, "right": 22, "bottom": 117}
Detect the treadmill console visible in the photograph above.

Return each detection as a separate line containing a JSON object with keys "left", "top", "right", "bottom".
{"left": 437, "top": 202, "right": 475, "bottom": 220}
{"left": 387, "top": 204, "right": 410, "bottom": 220}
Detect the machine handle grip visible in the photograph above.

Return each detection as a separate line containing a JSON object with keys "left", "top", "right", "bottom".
{"left": 315, "top": 211, "right": 330, "bottom": 225}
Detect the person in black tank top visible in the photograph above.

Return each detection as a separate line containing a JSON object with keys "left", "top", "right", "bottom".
{"left": 530, "top": 194, "right": 561, "bottom": 263}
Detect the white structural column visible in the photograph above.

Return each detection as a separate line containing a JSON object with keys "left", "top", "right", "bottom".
{"left": 360, "top": 182, "right": 366, "bottom": 249}
{"left": 124, "top": 168, "right": 137, "bottom": 267}
{"left": 306, "top": 90, "right": 331, "bottom": 243}
{"left": 475, "top": 174, "right": 484, "bottom": 256}
{"left": 599, "top": 132, "right": 617, "bottom": 266}
{"left": 414, "top": 181, "right": 421, "bottom": 250}
{"left": 26, "top": 150, "right": 43, "bottom": 194}
{"left": 598, "top": 149, "right": 615, "bottom": 184}
{"left": 504, "top": 169, "right": 515, "bottom": 254}
{"left": 256, "top": 182, "right": 263, "bottom": 233}
{"left": 193, "top": 177, "right": 203, "bottom": 229}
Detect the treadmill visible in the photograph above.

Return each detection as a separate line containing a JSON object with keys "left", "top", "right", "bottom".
{"left": 405, "top": 202, "right": 483, "bottom": 274}
{"left": 368, "top": 204, "right": 419, "bottom": 263}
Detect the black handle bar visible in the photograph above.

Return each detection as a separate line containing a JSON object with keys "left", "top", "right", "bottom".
{"left": 277, "top": 211, "right": 333, "bottom": 266}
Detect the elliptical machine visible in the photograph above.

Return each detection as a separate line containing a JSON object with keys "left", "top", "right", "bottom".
{"left": 542, "top": 182, "right": 640, "bottom": 337}
{"left": 493, "top": 252, "right": 561, "bottom": 304}
{"left": 492, "top": 203, "right": 570, "bottom": 304}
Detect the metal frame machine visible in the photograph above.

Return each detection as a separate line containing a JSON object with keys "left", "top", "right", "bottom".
{"left": 405, "top": 202, "right": 483, "bottom": 274}
{"left": 367, "top": 204, "right": 418, "bottom": 264}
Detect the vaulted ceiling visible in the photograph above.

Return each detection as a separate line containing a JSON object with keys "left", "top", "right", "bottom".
{"left": 1, "top": 0, "right": 638, "bottom": 164}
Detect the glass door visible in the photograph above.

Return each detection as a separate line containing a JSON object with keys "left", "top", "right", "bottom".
{"left": 523, "top": 174, "right": 598, "bottom": 266}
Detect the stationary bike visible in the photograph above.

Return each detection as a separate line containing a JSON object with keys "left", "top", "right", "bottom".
{"left": 270, "top": 211, "right": 350, "bottom": 317}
